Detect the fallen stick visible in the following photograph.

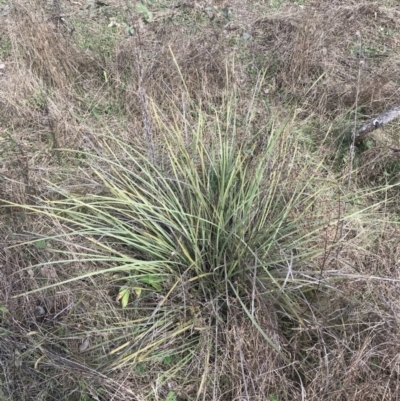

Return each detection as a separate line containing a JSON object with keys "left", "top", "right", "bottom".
{"left": 355, "top": 104, "right": 400, "bottom": 144}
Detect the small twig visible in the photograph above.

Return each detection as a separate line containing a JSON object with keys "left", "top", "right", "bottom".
{"left": 233, "top": 320, "right": 251, "bottom": 401}
{"left": 52, "top": 302, "right": 74, "bottom": 320}
{"left": 279, "top": 249, "right": 294, "bottom": 295}
{"left": 348, "top": 35, "right": 363, "bottom": 189}
{"left": 251, "top": 251, "right": 257, "bottom": 317}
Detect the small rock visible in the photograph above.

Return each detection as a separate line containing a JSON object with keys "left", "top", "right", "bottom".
{"left": 34, "top": 306, "right": 46, "bottom": 317}
{"left": 79, "top": 337, "right": 90, "bottom": 353}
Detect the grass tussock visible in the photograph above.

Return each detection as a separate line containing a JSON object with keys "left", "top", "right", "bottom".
{"left": 1, "top": 0, "right": 400, "bottom": 400}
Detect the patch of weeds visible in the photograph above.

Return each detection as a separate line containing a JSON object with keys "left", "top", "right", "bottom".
{"left": 360, "top": 139, "right": 375, "bottom": 151}
{"left": 34, "top": 239, "right": 47, "bottom": 250}
{"left": 370, "top": 356, "right": 381, "bottom": 371}
{"left": 0, "top": 36, "right": 11, "bottom": 59}
{"left": 116, "top": 274, "right": 163, "bottom": 307}
{"left": 25, "top": 90, "right": 47, "bottom": 111}
{"left": 246, "top": 52, "right": 268, "bottom": 78}
{"left": 73, "top": 17, "right": 121, "bottom": 59}
{"left": 161, "top": 354, "right": 178, "bottom": 366}
{"left": 91, "top": 102, "right": 124, "bottom": 120}
{"left": 267, "top": 0, "right": 300, "bottom": 10}
{"left": 136, "top": 2, "right": 152, "bottom": 23}
{"left": 383, "top": 159, "right": 400, "bottom": 183}
{"left": 165, "top": 391, "right": 177, "bottom": 401}
{"left": 349, "top": 41, "right": 389, "bottom": 58}
{"left": 158, "top": 2, "right": 232, "bottom": 30}
{"left": 323, "top": 124, "right": 351, "bottom": 169}
{"left": 134, "top": 363, "right": 146, "bottom": 374}
{"left": 269, "top": 395, "right": 280, "bottom": 401}
{"left": 378, "top": 25, "right": 395, "bottom": 40}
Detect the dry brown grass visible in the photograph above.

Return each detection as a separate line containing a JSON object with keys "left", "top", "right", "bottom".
{"left": 251, "top": 0, "right": 400, "bottom": 116}
{"left": 1, "top": 0, "right": 400, "bottom": 400}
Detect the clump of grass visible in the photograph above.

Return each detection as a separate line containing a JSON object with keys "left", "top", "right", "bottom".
{"left": 4, "top": 95, "right": 353, "bottom": 399}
